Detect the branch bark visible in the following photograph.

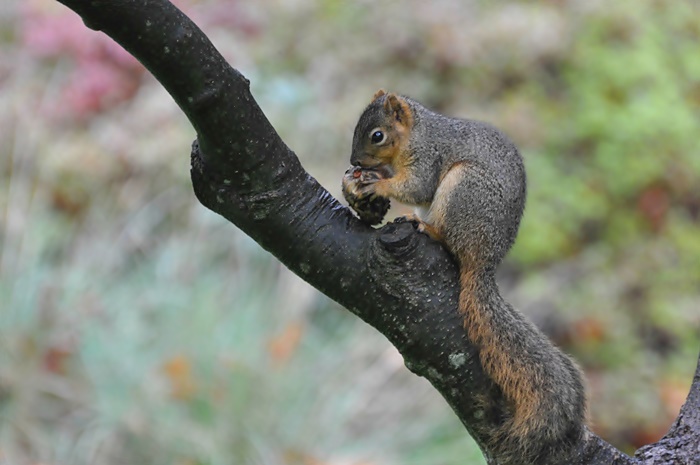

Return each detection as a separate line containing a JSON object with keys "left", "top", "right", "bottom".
{"left": 53, "top": 1, "right": 698, "bottom": 463}
{"left": 635, "top": 354, "right": 700, "bottom": 464}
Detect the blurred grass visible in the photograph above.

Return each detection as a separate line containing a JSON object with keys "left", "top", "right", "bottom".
{"left": 1, "top": 0, "right": 699, "bottom": 464}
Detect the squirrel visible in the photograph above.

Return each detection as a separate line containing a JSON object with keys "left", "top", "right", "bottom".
{"left": 342, "top": 90, "right": 586, "bottom": 464}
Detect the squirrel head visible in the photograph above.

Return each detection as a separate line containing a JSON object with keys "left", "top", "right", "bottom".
{"left": 350, "top": 90, "right": 414, "bottom": 173}
{"left": 351, "top": 90, "right": 526, "bottom": 272}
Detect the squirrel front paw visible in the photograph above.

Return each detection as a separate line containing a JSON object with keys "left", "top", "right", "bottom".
{"left": 342, "top": 166, "right": 391, "bottom": 225}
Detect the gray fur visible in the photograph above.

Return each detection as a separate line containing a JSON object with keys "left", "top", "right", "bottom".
{"left": 350, "top": 94, "right": 586, "bottom": 464}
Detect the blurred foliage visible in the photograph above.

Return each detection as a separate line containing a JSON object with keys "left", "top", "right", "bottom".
{"left": 1, "top": 0, "right": 699, "bottom": 464}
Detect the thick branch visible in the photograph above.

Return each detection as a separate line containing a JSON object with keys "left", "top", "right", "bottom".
{"left": 52, "top": 1, "right": 672, "bottom": 463}
{"left": 635, "top": 352, "right": 700, "bottom": 464}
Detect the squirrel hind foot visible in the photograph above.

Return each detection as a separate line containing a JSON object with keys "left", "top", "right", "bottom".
{"left": 393, "top": 214, "right": 443, "bottom": 242}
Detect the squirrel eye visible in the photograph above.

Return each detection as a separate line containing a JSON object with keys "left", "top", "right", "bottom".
{"left": 370, "top": 130, "right": 385, "bottom": 145}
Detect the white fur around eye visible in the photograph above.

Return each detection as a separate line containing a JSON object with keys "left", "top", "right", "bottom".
{"left": 369, "top": 127, "right": 386, "bottom": 145}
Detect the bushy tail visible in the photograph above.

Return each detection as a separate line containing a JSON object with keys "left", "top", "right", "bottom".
{"left": 458, "top": 267, "right": 586, "bottom": 464}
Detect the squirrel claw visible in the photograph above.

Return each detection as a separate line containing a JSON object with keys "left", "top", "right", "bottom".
{"left": 394, "top": 214, "right": 422, "bottom": 228}
{"left": 395, "top": 214, "right": 441, "bottom": 240}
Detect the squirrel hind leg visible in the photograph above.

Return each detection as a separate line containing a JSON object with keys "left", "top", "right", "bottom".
{"left": 415, "top": 219, "right": 443, "bottom": 242}
{"left": 394, "top": 213, "right": 444, "bottom": 242}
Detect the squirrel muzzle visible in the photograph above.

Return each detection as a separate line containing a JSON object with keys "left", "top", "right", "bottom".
{"left": 350, "top": 153, "right": 380, "bottom": 168}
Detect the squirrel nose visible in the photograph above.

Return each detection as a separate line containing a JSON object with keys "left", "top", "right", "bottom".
{"left": 351, "top": 153, "right": 374, "bottom": 168}
{"left": 350, "top": 156, "right": 364, "bottom": 167}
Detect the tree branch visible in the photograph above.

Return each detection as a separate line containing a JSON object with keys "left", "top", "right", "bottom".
{"left": 635, "top": 351, "right": 700, "bottom": 464}
{"left": 53, "top": 1, "right": 693, "bottom": 463}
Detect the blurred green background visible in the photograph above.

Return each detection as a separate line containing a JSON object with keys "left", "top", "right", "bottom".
{"left": 1, "top": 1, "right": 699, "bottom": 464}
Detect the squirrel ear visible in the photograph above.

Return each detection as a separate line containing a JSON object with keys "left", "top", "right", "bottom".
{"left": 384, "top": 93, "right": 413, "bottom": 127}
{"left": 371, "top": 89, "right": 387, "bottom": 102}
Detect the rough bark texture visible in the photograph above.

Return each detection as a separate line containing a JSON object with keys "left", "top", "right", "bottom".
{"left": 54, "top": 1, "right": 700, "bottom": 464}
{"left": 635, "top": 356, "right": 700, "bottom": 464}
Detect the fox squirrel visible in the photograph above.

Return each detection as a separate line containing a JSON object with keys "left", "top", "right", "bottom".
{"left": 342, "top": 90, "right": 586, "bottom": 464}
